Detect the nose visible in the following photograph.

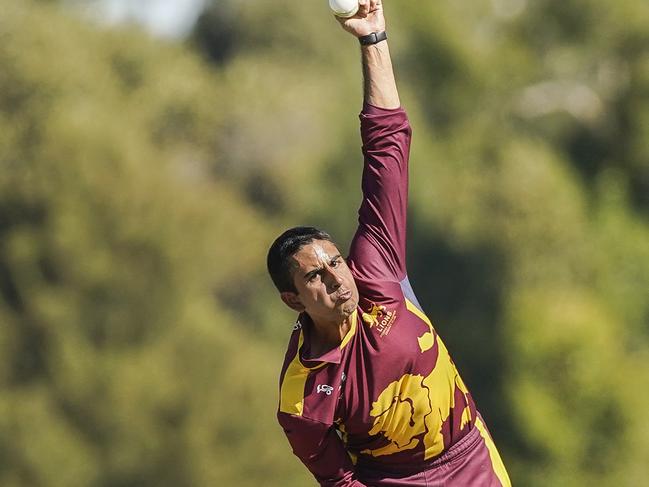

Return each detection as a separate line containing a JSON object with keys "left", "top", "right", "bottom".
{"left": 323, "top": 266, "right": 343, "bottom": 292}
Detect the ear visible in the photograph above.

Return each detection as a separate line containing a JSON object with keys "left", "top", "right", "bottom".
{"left": 280, "top": 291, "right": 305, "bottom": 313}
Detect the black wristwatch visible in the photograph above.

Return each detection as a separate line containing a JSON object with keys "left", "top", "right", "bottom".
{"left": 359, "top": 31, "right": 388, "bottom": 46}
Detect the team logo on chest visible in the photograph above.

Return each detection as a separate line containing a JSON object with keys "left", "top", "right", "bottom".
{"left": 361, "top": 303, "right": 397, "bottom": 337}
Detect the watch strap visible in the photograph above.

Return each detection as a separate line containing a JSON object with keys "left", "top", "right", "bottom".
{"left": 359, "top": 31, "right": 388, "bottom": 46}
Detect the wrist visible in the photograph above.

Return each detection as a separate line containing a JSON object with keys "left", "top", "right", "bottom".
{"left": 358, "top": 31, "right": 387, "bottom": 46}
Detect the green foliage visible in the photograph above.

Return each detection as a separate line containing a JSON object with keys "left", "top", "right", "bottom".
{"left": 0, "top": 1, "right": 305, "bottom": 486}
{"left": 0, "top": 0, "right": 647, "bottom": 486}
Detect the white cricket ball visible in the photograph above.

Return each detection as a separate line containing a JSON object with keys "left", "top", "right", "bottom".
{"left": 329, "top": 0, "right": 359, "bottom": 18}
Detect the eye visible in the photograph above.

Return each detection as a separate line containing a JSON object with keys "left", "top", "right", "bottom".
{"left": 331, "top": 258, "right": 341, "bottom": 268}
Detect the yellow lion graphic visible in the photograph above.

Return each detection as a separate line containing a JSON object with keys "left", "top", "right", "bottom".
{"left": 361, "top": 323, "right": 472, "bottom": 459}
{"left": 361, "top": 374, "right": 431, "bottom": 457}
{"left": 361, "top": 304, "right": 386, "bottom": 328}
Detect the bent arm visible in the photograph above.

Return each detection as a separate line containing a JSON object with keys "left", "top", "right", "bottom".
{"left": 278, "top": 413, "right": 367, "bottom": 487}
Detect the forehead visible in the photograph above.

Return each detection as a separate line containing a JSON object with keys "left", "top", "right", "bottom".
{"left": 291, "top": 240, "right": 341, "bottom": 270}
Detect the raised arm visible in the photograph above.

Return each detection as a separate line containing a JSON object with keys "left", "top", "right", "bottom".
{"left": 337, "top": 0, "right": 399, "bottom": 109}
{"left": 339, "top": 0, "right": 412, "bottom": 284}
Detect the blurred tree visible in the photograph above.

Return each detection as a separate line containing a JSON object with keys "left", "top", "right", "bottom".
{"left": 0, "top": 1, "right": 308, "bottom": 486}
{"left": 191, "top": 1, "right": 240, "bottom": 65}
{"left": 0, "top": 0, "right": 647, "bottom": 486}
{"left": 192, "top": 0, "right": 649, "bottom": 485}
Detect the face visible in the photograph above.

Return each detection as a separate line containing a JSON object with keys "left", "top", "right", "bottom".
{"left": 281, "top": 240, "right": 359, "bottom": 325}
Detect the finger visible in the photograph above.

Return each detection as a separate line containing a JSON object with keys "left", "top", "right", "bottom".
{"left": 369, "top": 0, "right": 380, "bottom": 10}
{"left": 357, "top": 0, "right": 370, "bottom": 17}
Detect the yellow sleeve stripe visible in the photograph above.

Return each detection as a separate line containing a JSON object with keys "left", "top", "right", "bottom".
{"left": 280, "top": 311, "right": 357, "bottom": 416}
{"left": 475, "top": 416, "right": 512, "bottom": 487}
{"left": 279, "top": 329, "right": 329, "bottom": 415}
{"left": 279, "top": 332, "right": 310, "bottom": 415}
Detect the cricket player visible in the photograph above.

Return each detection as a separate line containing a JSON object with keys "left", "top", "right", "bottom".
{"left": 266, "top": 1, "right": 512, "bottom": 485}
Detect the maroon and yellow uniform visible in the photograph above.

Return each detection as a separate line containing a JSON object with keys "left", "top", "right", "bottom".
{"left": 277, "top": 104, "right": 511, "bottom": 487}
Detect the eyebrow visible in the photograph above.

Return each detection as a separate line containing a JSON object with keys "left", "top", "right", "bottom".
{"left": 302, "top": 254, "right": 342, "bottom": 280}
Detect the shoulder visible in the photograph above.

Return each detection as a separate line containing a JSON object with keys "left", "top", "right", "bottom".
{"left": 278, "top": 320, "right": 303, "bottom": 379}
{"left": 351, "top": 266, "right": 405, "bottom": 306}
{"left": 278, "top": 321, "right": 338, "bottom": 421}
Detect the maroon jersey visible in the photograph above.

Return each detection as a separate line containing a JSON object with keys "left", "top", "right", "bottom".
{"left": 277, "top": 105, "right": 510, "bottom": 487}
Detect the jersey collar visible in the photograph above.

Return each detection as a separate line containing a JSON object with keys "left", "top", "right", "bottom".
{"left": 298, "top": 310, "right": 358, "bottom": 366}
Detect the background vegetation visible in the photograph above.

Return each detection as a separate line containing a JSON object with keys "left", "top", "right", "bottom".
{"left": 1, "top": 0, "right": 648, "bottom": 485}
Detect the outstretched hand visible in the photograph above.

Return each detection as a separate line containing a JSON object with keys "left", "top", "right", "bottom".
{"left": 336, "top": 0, "right": 385, "bottom": 38}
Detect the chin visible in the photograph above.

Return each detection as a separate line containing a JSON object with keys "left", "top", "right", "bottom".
{"left": 342, "top": 299, "right": 358, "bottom": 316}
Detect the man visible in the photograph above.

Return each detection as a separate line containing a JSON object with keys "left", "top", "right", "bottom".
{"left": 266, "top": 1, "right": 511, "bottom": 485}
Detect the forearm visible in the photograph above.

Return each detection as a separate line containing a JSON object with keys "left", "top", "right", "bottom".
{"left": 361, "top": 41, "right": 400, "bottom": 109}
{"left": 279, "top": 413, "right": 368, "bottom": 486}
{"left": 335, "top": 0, "right": 399, "bottom": 108}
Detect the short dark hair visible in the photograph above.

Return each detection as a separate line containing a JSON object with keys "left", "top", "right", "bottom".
{"left": 267, "top": 226, "right": 334, "bottom": 293}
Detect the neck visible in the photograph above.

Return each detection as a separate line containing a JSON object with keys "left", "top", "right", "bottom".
{"left": 308, "top": 311, "right": 356, "bottom": 357}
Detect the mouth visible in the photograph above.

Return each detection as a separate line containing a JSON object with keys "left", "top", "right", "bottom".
{"left": 336, "top": 289, "right": 353, "bottom": 302}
